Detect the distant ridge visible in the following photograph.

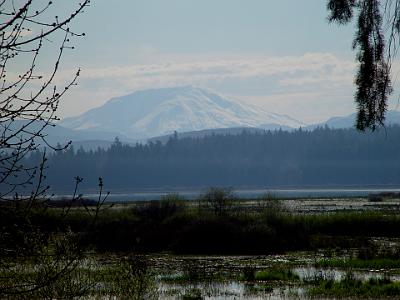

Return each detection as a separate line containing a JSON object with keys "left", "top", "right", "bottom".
{"left": 60, "top": 86, "right": 305, "bottom": 139}
{"left": 4, "top": 119, "right": 133, "bottom": 150}
{"left": 305, "top": 110, "right": 400, "bottom": 130}
{"left": 148, "top": 127, "right": 268, "bottom": 144}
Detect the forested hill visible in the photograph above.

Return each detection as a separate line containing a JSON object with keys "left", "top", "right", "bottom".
{"left": 30, "top": 126, "right": 400, "bottom": 191}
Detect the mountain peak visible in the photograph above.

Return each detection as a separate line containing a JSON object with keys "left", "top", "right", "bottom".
{"left": 61, "top": 86, "right": 304, "bottom": 139}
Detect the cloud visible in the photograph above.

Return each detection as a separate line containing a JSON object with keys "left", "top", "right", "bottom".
{"left": 58, "top": 52, "right": 356, "bottom": 98}
{"left": 4, "top": 28, "right": 34, "bottom": 38}
{"left": 75, "top": 52, "right": 354, "bottom": 87}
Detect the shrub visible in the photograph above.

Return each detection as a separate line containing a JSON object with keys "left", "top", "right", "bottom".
{"left": 257, "top": 192, "right": 285, "bottom": 214}
{"left": 200, "top": 187, "right": 236, "bottom": 216}
{"left": 134, "top": 194, "right": 186, "bottom": 221}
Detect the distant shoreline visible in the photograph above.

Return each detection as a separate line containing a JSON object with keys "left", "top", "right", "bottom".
{"left": 46, "top": 186, "right": 400, "bottom": 202}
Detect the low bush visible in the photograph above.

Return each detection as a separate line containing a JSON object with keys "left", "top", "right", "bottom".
{"left": 10, "top": 202, "right": 400, "bottom": 254}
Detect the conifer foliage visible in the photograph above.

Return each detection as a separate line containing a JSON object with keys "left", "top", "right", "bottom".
{"left": 327, "top": 0, "right": 399, "bottom": 130}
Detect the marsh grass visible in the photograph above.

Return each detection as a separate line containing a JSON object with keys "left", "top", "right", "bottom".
{"left": 239, "top": 267, "right": 300, "bottom": 282}
{"left": 88, "top": 256, "right": 157, "bottom": 299}
{"left": 316, "top": 240, "right": 400, "bottom": 269}
{"left": 181, "top": 288, "right": 203, "bottom": 300}
{"left": 244, "top": 283, "right": 274, "bottom": 293}
{"left": 7, "top": 197, "right": 400, "bottom": 254}
{"left": 0, "top": 254, "right": 157, "bottom": 299}
{"left": 316, "top": 258, "right": 400, "bottom": 269}
{"left": 159, "top": 273, "right": 190, "bottom": 283}
{"left": 309, "top": 272, "right": 400, "bottom": 298}
{"left": 24, "top": 208, "right": 400, "bottom": 253}
{"left": 255, "top": 269, "right": 300, "bottom": 281}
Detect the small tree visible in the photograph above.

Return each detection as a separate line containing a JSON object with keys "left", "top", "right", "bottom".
{"left": 0, "top": 1, "right": 91, "bottom": 297}
{"left": 202, "top": 187, "right": 236, "bottom": 216}
{"left": 0, "top": 0, "right": 90, "bottom": 204}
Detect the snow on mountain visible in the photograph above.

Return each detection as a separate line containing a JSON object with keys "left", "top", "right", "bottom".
{"left": 60, "top": 86, "right": 305, "bottom": 139}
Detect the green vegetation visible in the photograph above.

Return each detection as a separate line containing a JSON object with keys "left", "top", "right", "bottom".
{"left": 9, "top": 195, "right": 400, "bottom": 254}
{"left": 255, "top": 269, "right": 300, "bottom": 281}
{"left": 0, "top": 254, "right": 157, "bottom": 299}
{"left": 86, "top": 256, "right": 157, "bottom": 299}
{"left": 159, "top": 273, "right": 190, "bottom": 283}
{"left": 309, "top": 273, "right": 400, "bottom": 298}
{"left": 3, "top": 192, "right": 400, "bottom": 298}
{"left": 317, "top": 258, "right": 400, "bottom": 269}
{"left": 244, "top": 283, "right": 274, "bottom": 293}
{"left": 201, "top": 187, "right": 236, "bottom": 216}
{"left": 240, "top": 267, "right": 300, "bottom": 282}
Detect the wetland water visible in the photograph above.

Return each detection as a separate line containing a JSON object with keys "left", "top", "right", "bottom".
{"left": 53, "top": 187, "right": 400, "bottom": 201}
{"left": 42, "top": 191, "right": 400, "bottom": 298}
{"left": 149, "top": 251, "right": 400, "bottom": 299}
{"left": 5, "top": 194, "right": 400, "bottom": 298}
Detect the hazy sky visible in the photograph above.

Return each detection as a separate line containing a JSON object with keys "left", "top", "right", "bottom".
{"left": 32, "top": 0, "right": 400, "bottom": 123}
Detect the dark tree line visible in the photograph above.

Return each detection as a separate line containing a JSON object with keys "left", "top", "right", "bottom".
{"left": 27, "top": 126, "right": 400, "bottom": 191}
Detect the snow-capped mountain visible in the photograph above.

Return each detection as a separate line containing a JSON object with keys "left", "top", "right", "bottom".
{"left": 60, "top": 86, "right": 305, "bottom": 139}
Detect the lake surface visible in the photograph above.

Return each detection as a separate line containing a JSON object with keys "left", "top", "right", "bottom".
{"left": 52, "top": 187, "right": 400, "bottom": 201}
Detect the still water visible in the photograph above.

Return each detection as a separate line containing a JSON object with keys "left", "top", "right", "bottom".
{"left": 52, "top": 187, "right": 400, "bottom": 202}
